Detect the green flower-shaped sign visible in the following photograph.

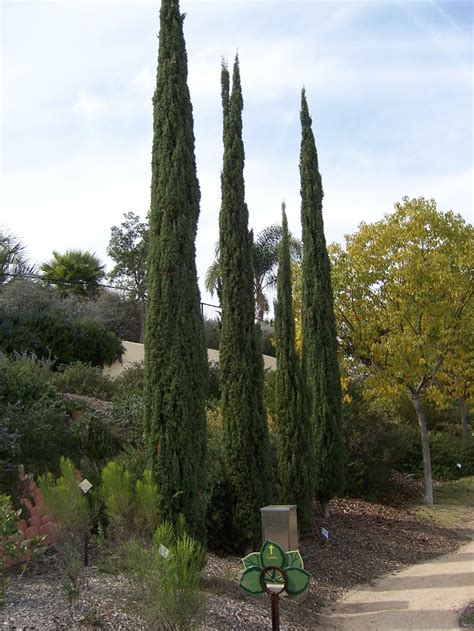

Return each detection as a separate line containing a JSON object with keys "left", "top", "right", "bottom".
{"left": 239, "top": 540, "right": 310, "bottom": 598}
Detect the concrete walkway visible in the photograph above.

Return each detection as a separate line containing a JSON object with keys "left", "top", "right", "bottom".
{"left": 319, "top": 530, "right": 474, "bottom": 630}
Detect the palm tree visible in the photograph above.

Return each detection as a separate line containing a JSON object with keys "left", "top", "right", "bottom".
{"left": 40, "top": 249, "right": 105, "bottom": 298}
{"left": 205, "top": 216, "right": 301, "bottom": 320}
{"left": 0, "top": 231, "right": 36, "bottom": 284}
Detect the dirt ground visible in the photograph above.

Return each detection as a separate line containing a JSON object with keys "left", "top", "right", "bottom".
{"left": 1, "top": 478, "right": 472, "bottom": 630}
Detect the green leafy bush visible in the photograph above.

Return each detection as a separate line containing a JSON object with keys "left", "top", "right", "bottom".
{"left": 39, "top": 457, "right": 90, "bottom": 603}
{"left": 205, "top": 407, "right": 232, "bottom": 552}
{"left": 54, "top": 362, "right": 115, "bottom": 400}
{"left": 125, "top": 517, "right": 206, "bottom": 630}
{"left": 0, "top": 306, "right": 123, "bottom": 367}
{"left": 0, "top": 353, "right": 55, "bottom": 405}
{"left": 2, "top": 396, "right": 73, "bottom": 477}
{"left": 112, "top": 362, "right": 144, "bottom": 400}
{"left": 100, "top": 460, "right": 134, "bottom": 542}
{"left": 0, "top": 427, "right": 19, "bottom": 496}
{"left": 207, "top": 361, "right": 220, "bottom": 404}
{"left": 342, "top": 388, "right": 415, "bottom": 500}
{"left": 109, "top": 363, "right": 145, "bottom": 446}
{"left": 430, "top": 433, "right": 474, "bottom": 480}
{"left": 39, "top": 457, "right": 90, "bottom": 538}
{"left": 77, "top": 290, "right": 142, "bottom": 344}
{"left": 109, "top": 396, "right": 144, "bottom": 447}
{"left": 70, "top": 411, "right": 122, "bottom": 466}
{"left": 72, "top": 317, "right": 123, "bottom": 367}
{"left": 100, "top": 460, "right": 158, "bottom": 543}
{"left": 0, "top": 494, "right": 44, "bottom": 607}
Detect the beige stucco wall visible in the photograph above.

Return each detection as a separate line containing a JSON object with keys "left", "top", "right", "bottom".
{"left": 104, "top": 340, "right": 276, "bottom": 378}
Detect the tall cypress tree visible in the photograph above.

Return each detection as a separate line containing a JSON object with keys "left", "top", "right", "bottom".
{"left": 219, "top": 58, "right": 272, "bottom": 551}
{"left": 274, "top": 203, "right": 314, "bottom": 532}
{"left": 143, "top": 0, "right": 208, "bottom": 542}
{"left": 300, "top": 89, "right": 344, "bottom": 518}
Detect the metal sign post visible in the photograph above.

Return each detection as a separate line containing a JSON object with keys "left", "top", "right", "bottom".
{"left": 79, "top": 478, "right": 93, "bottom": 567}
{"left": 259, "top": 565, "right": 287, "bottom": 631}
{"left": 239, "top": 540, "right": 311, "bottom": 629}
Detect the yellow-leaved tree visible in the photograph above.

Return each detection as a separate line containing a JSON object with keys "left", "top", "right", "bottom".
{"left": 330, "top": 197, "right": 473, "bottom": 505}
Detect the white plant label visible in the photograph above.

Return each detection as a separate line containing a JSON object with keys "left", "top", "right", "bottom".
{"left": 321, "top": 527, "right": 329, "bottom": 539}
{"left": 79, "top": 479, "right": 93, "bottom": 494}
{"left": 457, "top": 463, "right": 462, "bottom": 469}
{"left": 159, "top": 544, "right": 170, "bottom": 560}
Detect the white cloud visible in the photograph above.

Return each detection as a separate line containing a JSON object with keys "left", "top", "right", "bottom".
{"left": 72, "top": 90, "right": 109, "bottom": 119}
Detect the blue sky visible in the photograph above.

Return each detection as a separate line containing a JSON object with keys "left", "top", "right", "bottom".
{"left": 1, "top": 0, "right": 472, "bottom": 304}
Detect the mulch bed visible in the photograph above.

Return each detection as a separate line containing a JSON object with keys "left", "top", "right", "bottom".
{"left": 1, "top": 481, "right": 471, "bottom": 630}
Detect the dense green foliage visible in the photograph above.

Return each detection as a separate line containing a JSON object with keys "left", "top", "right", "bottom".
{"left": 143, "top": 0, "right": 208, "bottom": 542}
{"left": 53, "top": 362, "right": 115, "bottom": 400}
{"left": 40, "top": 249, "right": 105, "bottom": 298}
{"left": 218, "top": 58, "right": 272, "bottom": 550}
{"left": 274, "top": 208, "right": 313, "bottom": 530}
{"left": 78, "top": 290, "right": 143, "bottom": 344}
{"left": 0, "top": 355, "right": 121, "bottom": 496}
{"left": 330, "top": 197, "right": 473, "bottom": 504}
{"left": 299, "top": 90, "right": 344, "bottom": 510}
{"left": 125, "top": 518, "right": 206, "bottom": 629}
{"left": 0, "top": 282, "right": 123, "bottom": 367}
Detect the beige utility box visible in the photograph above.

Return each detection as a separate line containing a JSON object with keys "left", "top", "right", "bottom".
{"left": 260, "top": 505, "right": 298, "bottom": 551}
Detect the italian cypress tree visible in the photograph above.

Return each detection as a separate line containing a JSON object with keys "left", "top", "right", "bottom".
{"left": 300, "top": 89, "right": 344, "bottom": 518}
{"left": 219, "top": 57, "right": 273, "bottom": 551}
{"left": 143, "top": 0, "right": 208, "bottom": 542}
{"left": 274, "top": 203, "right": 314, "bottom": 532}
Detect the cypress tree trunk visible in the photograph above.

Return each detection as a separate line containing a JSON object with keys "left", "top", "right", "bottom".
{"left": 300, "top": 89, "right": 344, "bottom": 516}
{"left": 219, "top": 58, "right": 272, "bottom": 551}
{"left": 274, "top": 204, "right": 314, "bottom": 532}
{"left": 143, "top": 0, "right": 208, "bottom": 542}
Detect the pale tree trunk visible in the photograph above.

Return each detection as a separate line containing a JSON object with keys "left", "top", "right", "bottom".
{"left": 411, "top": 392, "right": 434, "bottom": 505}
{"left": 459, "top": 398, "right": 469, "bottom": 441}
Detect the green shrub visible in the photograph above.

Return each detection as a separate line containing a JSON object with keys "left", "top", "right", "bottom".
{"left": 0, "top": 306, "right": 123, "bottom": 367}
{"left": 0, "top": 353, "right": 55, "bottom": 405}
{"left": 0, "top": 426, "right": 19, "bottom": 496}
{"left": 109, "top": 395, "right": 144, "bottom": 447}
{"left": 39, "top": 457, "right": 90, "bottom": 603}
{"left": 77, "top": 291, "right": 142, "bottom": 344}
{"left": 207, "top": 361, "right": 220, "bottom": 404}
{"left": 342, "top": 388, "right": 411, "bottom": 500}
{"left": 72, "top": 317, "right": 123, "bottom": 367}
{"left": 205, "top": 407, "right": 232, "bottom": 552}
{"left": 109, "top": 364, "right": 145, "bottom": 446}
{"left": 0, "top": 494, "right": 44, "bottom": 607}
{"left": 134, "top": 469, "right": 159, "bottom": 538}
{"left": 100, "top": 460, "right": 159, "bottom": 543}
{"left": 2, "top": 396, "right": 73, "bottom": 477}
{"left": 54, "top": 362, "right": 115, "bottom": 400}
{"left": 125, "top": 517, "right": 206, "bottom": 630}
{"left": 70, "top": 411, "right": 122, "bottom": 466}
{"left": 204, "top": 317, "right": 220, "bottom": 351}
{"left": 39, "top": 457, "right": 90, "bottom": 538}
{"left": 112, "top": 362, "right": 144, "bottom": 400}
{"left": 430, "top": 433, "right": 474, "bottom": 480}
{"left": 100, "top": 460, "right": 134, "bottom": 542}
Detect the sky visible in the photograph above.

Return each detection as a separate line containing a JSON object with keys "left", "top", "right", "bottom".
{"left": 1, "top": 0, "right": 473, "bottom": 307}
